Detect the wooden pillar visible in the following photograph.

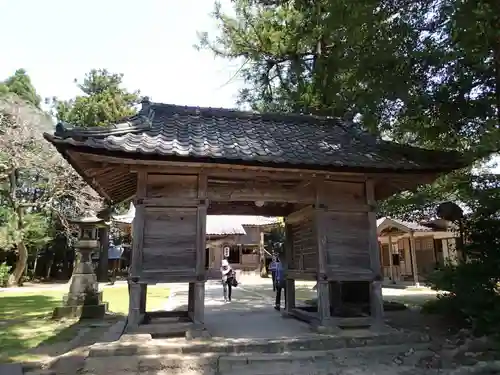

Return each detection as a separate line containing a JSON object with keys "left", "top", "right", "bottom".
{"left": 128, "top": 282, "right": 141, "bottom": 328}
{"left": 284, "top": 223, "right": 295, "bottom": 312}
{"left": 139, "top": 283, "right": 147, "bottom": 314}
{"left": 188, "top": 282, "right": 195, "bottom": 316}
{"left": 314, "top": 205, "right": 331, "bottom": 326}
{"left": 259, "top": 231, "right": 267, "bottom": 277}
{"left": 388, "top": 234, "right": 395, "bottom": 284}
{"left": 193, "top": 172, "right": 207, "bottom": 325}
{"left": 409, "top": 232, "right": 420, "bottom": 287}
{"left": 193, "top": 281, "right": 205, "bottom": 324}
{"left": 128, "top": 170, "right": 147, "bottom": 329}
{"left": 98, "top": 226, "right": 110, "bottom": 282}
{"left": 365, "top": 179, "right": 384, "bottom": 328}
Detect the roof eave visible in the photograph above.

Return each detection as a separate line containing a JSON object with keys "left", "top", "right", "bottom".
{"left": 43, "top": 133, "right": 114, "bottom": 203}
{"left": 42, "top": 141, "right": 469, "bottom": 175}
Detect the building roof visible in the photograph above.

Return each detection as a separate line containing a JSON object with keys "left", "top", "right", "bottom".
{"left": 44, "top": 100, "right": 467, "bottom": 173}
{"left": 377, "top": 217, "right": 434, "bottom": 234}
{"left": 206, "top": 216, "right": 246, "bottom": 236}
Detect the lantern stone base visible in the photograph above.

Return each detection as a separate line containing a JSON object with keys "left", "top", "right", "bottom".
{"left": 52, "top": 287, "right": 108, "bottom": 319}
{"left": 52, "top": 258, "right": 108, "bottom": 320}
{"left": 52, "top": 302, "right": 108, "bottom": 320}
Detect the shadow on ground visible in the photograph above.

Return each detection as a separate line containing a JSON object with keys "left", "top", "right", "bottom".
{"left": 0, "top": 293, "right": 122, "bottom": 366}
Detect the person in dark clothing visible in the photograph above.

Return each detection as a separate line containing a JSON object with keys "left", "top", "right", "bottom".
{"left": 274, "top": 258, "right": 286, "bottom": 311}
{"left": 269, "top": 255, "right": 278, "bottom": 291}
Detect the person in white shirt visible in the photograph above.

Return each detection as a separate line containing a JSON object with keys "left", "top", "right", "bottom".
{"left": 220, "top": 259, "right": 234, "bottom": 302}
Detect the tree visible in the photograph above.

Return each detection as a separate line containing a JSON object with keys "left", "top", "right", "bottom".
{"left": 53, "top": 69, "right": 140, "bottom": 128}
{"left": 0, "top": 69, "right": 42, "bottom": 109}
{"left": 424, "top": 174, "right": 500, "bottom": 335}
{"left": 51, "top": 69, "right": 140, "bottom": 281}
{"left": 199, "top": 0, "right": 500, "bottom": 219}
{"left": 0, "top": 94, "right": 100, "bottom": 285}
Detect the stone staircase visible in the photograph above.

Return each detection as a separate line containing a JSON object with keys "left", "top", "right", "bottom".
{"left": 80, "top": 340, "right": 443, "bottom": 375}
{"left": 79, "top": 327, "right": 437, "bottom": 374}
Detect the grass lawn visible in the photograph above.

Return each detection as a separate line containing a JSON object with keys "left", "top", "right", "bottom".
{"left": 0, "top": 285, "right": 170, "bottom": 363}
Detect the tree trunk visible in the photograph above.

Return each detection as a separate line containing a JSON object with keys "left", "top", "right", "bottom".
{"left": 6, "top": 169, "right": 28, "bottom": 286}
{"left": 7, "top": 241, "right": 28, "bottom": 286}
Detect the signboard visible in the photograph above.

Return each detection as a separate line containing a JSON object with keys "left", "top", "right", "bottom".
{"left": 223, "top": 246, "right": 230, "bottom": 258}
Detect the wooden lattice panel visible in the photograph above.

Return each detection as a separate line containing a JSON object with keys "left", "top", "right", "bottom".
{"left": 289, "top": 218, "right": 317, "bottom": 271}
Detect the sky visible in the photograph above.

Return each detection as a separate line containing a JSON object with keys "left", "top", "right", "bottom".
{"left": 0, "top": 0, "right": 498, "bottom": 173}
{"left": 0, "top": 0, "right": 243, "bottom": 108}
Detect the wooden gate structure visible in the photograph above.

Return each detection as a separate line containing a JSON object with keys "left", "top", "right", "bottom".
{"left": 44, "top": 98, "right": 467, "bottom": 331}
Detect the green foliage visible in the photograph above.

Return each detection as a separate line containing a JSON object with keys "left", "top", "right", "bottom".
{"left": 0, "top": 262, "right": 11, "bottom": 287}
{"left": 200, "top": 0, "right": 500, "bottom": 219}
{"left": 423, "top": 175, "right": 500, "bottom": 335}
{"left": 264, "top": 221, "right": 285, "bottom": 254}
{"left": 0, "top": 69, "right": 42, "bottom": 109}
{"left": 53, "top": 69, "right": 140, "bottom": 128}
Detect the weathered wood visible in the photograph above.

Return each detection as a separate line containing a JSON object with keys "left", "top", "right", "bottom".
{"left": 142, "top": 207, "right": 197, "bottom": 272}
{"left": 285, "top": 205, "right": 314, "bottom": 225}
{"left": 139, "top": 284, "right": 147, "bottom": 314}
{"left": 365, "top": 179, "right": 384, "bottom": 327}
{"left": 208, "top": 201, "right": 292, "bottom": 216}
{"left": 193, "top": 281, "right": 205, "bottom": 324}
{"left": 314, "top": 180, "right": 331, "bottom": 326}
{"left": 188, "top": 282, "right": 195, "bottom": 316}
{"left": 207, "top": 178, "right": 315, "bottom": 203}
{"left": 316, "top": 281, "right": 331, "bottom": 325}
{"left": 130, "top": 171, "right": 147, "bottom": 277}
{"left": 318, "top": 180, "right": 367, "bottom": 206}
{"left": 196, "top": 172, "right": 208, "bottom": 277}
{"left": 286, "top": 270, "right": 317, "bottom": 280}
{"left": 409, "top": 232, "right": 420, "bottom": 287}
{"left": 128, "top": 282, "right": 142, "bottom": 329}
{"left": 147, "top": 174, "right": 198, "bottom": 198}
{"left": 323, "top": 211, "right": 371, "bottom": 277}
{"left": 388, "top": 234, "right": 395, "bottom": 283}
{"left": 285, "top": 279, "right": 296, "bottom": 312}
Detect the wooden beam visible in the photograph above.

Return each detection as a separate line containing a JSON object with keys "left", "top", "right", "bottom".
{"left": 74, "top": 151, "right": 440, "bottom": 184}
{"left": 206, "top": 179, "right": 315, "bottom": 203}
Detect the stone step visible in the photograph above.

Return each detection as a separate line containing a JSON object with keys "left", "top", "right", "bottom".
{"left": 88, "top": 329, "right": 430, "bottom": 358}
{"left": 217, "top": 344, "right": 435, "bottom": 374}
{"left": 81, "top": 343, "right": 436, "bottom": 375}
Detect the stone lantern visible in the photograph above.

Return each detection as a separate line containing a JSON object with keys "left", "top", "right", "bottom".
{"left": 52, "top": 213, "right": 109, "bottom": 319}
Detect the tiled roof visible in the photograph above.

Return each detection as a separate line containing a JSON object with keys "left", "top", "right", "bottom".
{"left": 377, "top": 217, "right": 433, "bottom": 232}
{"left": 206, "top": 216, "right": 246, "bottom": 236}
{"left": 44, "top": 101, "right": 468, "bottom": 172}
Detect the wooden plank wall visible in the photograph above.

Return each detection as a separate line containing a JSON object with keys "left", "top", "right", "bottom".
{"left": 317, "top": 180, "right": 373, "bottom": 281}
{"left": 289, "top": 217, "right": 317, "bottom": 271}
{"left": 142, "top": 207, "right": 197, "bottom": 271}
{"left": 138, "top": 173, "right": 205, "bottom": 283}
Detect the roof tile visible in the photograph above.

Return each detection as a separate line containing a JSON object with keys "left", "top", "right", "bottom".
{"left": 44, "top": 103, "right": 468, "bottom": 172}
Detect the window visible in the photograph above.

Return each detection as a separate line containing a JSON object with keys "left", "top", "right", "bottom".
{"left": 227, "top": 245, "right": 240, "bottom": 264}
{"left": 241, "top": 246, "right": 256, "bottom": 255}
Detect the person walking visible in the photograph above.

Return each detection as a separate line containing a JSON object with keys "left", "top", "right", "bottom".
{"left": 269, "top": 255, "right": 278, "bottom": 291}
{"left": 220, "top": 259, "right": 234, "bottom": 302}
{"left": 274, "top": 257, "right": 286, "bottom": 311}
